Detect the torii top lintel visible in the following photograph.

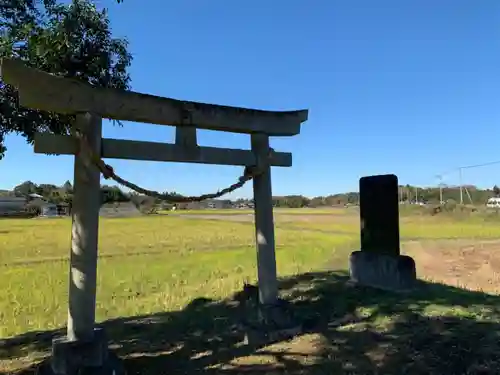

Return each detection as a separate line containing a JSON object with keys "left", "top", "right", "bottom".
{"left": 0, "top": 58, "right": 308, "bottom": 137}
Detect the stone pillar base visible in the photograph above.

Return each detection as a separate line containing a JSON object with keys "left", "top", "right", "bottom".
{"left": 349, "top": 251, "right": 417, "bottom": 292}
{"left": 37, "top": 328, "right": 124, "bottom": 375}
{"left": 243, "top": 300, "right": 303, "bottom": 346}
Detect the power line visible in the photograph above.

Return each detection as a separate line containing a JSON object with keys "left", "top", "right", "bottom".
{"left": 434, "top": 159, "right": 500, "bottom": 204}
{"left": 456, "top": 160, "right": 500, "bottom": 204}
{"left": 460, "top": 160, "right": 500, "bottom": 170}
{"left": 393, "top": 159, "right": 500, "bottom": 200}
{"left": 436, "top": 159, "right": 500, "bottom": 179}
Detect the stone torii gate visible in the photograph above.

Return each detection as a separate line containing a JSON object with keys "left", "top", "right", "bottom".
{"left": 0, "top": 58, "right": 308, "bottom": 374}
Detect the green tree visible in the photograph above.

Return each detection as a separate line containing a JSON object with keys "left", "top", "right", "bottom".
{"left": 13, "top": 180, "right": 38, "bottom": 196}
{"left": 0, "top": 0, "right": 132, "bottom": 159}
{"left": 62, "top": 180, "right": 73, "bottom": 193}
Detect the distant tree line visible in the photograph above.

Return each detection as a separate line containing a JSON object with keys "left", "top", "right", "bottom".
{"left": 2, "top": 181, "right": 499, "bottom": 209}
{"left": 0, "top": 181, "right": 190, "bottom": 213}
{"left": 272, "top": 184, "right": 500, "bottom": 208}
{"left": 3, "top": 180, "right": 130, "bottom": 205}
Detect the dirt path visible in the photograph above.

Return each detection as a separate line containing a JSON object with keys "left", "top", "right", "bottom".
{"left": 403, "top": 238, "right": 500, "bottom": 294}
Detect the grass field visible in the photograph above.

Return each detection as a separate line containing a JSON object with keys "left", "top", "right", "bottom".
{"left": 1, "top": 208, "right": 500, "bottom": 374}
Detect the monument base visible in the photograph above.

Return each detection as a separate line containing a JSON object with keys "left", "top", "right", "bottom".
{"left": 37, "top": 328, "right": 125, "bottom": 375}
{"left": 349, "top": 251, "right": 417, "bottom": 292}
{"left": 242, "top": 301, "right": 303, "bottom": 346}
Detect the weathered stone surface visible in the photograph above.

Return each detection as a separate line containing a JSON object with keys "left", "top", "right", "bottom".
{"left": 46, "top": 328, "right": 124, "bottom": 375}
{"left": 349, "top": 250, "right": 417, "bottom": 292}
{"left": 1, "top": 57, "right": 308, "bottom": 136}
{"left": 359, "top": 174, "right": 400, "bottom": 257}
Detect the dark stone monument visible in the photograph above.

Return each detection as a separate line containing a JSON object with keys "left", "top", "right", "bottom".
{"left": 349, "top": 174, "right": 417, "bottom": 292}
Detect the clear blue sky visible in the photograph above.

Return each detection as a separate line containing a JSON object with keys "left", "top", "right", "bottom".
{"left": 1, "top": 0, "right": 499, "bottom": 198}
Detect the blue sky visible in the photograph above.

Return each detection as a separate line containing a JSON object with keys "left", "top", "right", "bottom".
{"left": 1, "top": 0, "right": 499, "bottom": 198}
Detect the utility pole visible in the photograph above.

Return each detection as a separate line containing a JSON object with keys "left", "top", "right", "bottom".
{"left": 436, "top": 175, "right": 443, "bottom": 203}
{"left": 464, "top": 186, "right": 473, "bottom": 205}
{"left": 459, "top": 167, "right": 464, "bottom": 205}
{"left": 415, "top": 186, "right": 418, "bottom": 203}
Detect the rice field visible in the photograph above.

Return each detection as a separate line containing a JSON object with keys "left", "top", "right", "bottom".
{"left": 1, "top": 208, "right": 500, "bottom": 374}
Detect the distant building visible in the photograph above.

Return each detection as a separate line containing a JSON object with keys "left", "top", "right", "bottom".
{"left": 56, "top": 203, "right": 71, "bottom": 216}
{"left": 0, "top": 194, "right": 70, "bottom": 218}
{"left": 40, "top": 203, "right": 58, "bottom": 217}
{"left": 235, "top": 202, "right": 254, "bottom": 209}
{"left": 0, "top": 197, "right": 27, "bottom": 216}
{"left": 206, "top": 199, "right": 233, "bottom": 209}
{"left": 28, "top": 193, "right": 44, "bottom": 199}
{"left": 99, "top": 201, "right": 142, "bottom": 218}
{"left": 159, "top": 202, "right": 175, "bottom": 211}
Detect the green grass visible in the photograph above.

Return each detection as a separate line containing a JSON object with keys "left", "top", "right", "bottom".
{"left": 1, "top": 212, "right": 499, "bottom": 338}
{"left": 2, "top": 211, "right": 500, "bottom": 374}
{"left": 281, "top": 214, "right": 500, "bottom": 239}
{"left": 0, "top": 216, "right": 354, "bottom": 337}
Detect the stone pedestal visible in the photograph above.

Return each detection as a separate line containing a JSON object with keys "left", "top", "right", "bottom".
{"left": 243, "top": 300, "right": 302, "bottom": 346}
{"left": 349, "top": 251, "right": 417, "bottom": 292}
{"left": 37, "top": 328, "right": 124, "bottom": 375}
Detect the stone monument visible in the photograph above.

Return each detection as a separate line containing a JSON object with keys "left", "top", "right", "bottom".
{"left": 349, "top": 174, "right": 417, "bottom": 292}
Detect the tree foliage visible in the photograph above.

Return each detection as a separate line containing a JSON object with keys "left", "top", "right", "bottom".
{"left": 12, "top": 180, "right": 130, "bottom": 206}
{"left": 0, "top": 0, "right": 132, "bottom": 159}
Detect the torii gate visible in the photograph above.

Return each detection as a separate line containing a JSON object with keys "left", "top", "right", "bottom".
{"left": 0, "top": 58, "right": 308, "bottom": 374}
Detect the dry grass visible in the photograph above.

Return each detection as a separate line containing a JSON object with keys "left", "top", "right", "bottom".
{"left": 404, "top": 239, "right": 500, "bottom": 294}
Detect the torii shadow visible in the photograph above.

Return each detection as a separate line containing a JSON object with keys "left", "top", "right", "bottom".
{"left": 2, "top": 270, "right": 500, "bottom": 375}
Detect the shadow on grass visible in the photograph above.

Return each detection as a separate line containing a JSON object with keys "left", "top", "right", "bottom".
{"left": 2, "top": 271, "right": 500, "bottom": 374}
